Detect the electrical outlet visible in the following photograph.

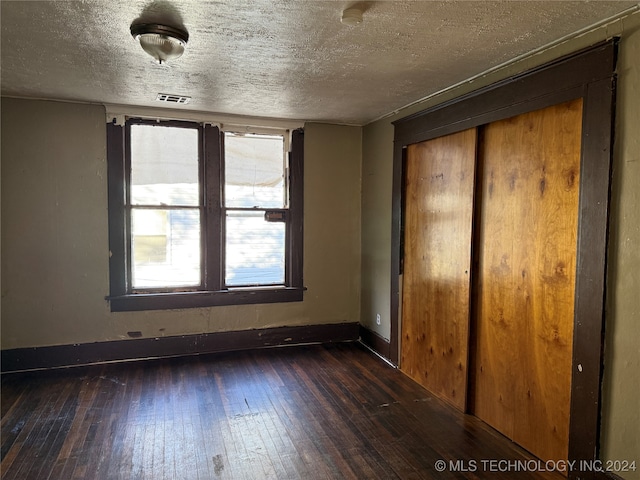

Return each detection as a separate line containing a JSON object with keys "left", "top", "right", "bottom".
{"left": 376, "top": 313, "right": 381, "bottom": 325}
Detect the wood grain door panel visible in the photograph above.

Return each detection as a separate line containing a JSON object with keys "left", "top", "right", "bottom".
{"left": 401, "top": 128, "right": 477, "bottom": 411}
{"left": 471, "top": 99, "right": 583, "bottom": 462}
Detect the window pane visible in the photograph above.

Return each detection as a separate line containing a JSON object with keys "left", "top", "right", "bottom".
{"left": 130, "top": 124, "right": 199, "bottom": 206}
{"left": 225, "top": 211, "right": 285, "bottom": 286}
{"left": 224, "top": 133, "right": 285, "bottom": 208}
{"left": 131, "top": 208, "right": 200, "bottom": 289}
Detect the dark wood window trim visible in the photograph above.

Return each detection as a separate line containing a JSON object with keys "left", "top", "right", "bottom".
{"left": 106, "top": 119, "right": 304, "bottom": 312}
{"left": 390, "top": 40, "right": 617, "bottom": 479}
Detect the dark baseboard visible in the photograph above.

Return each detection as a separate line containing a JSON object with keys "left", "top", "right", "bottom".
{"left": 1, "top": 322, "right": 359, "bottom": 373}
{"left": 600, "top": 471, "right": 625, "bottom": 480}
{"left": 582, "top": 468, "right": 627, "bottom": 480}
{"left": 359, "top": 325, "right": 391, "bottom": 361}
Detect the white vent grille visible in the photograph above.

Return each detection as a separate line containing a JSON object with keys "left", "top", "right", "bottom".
{"left": 156, "top": 93, "right": 191, "bottom": 104}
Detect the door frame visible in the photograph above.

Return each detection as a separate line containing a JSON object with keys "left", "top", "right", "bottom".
{"left": 390, "top": 40, "right": 617, "bottom": 477}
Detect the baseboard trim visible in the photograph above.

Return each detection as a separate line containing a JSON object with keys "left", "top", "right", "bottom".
{"left": 1, "top": 322, "right": 360, "bottom": 373}
{"left": 359, "top": 325, "right": 391, "bottom": 361}
{"left": 600, "top": 471, "right": 625, "bottom": 480}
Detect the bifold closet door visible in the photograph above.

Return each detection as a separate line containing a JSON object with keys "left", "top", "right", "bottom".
{"left": 472, "top": 99, "right": 583, "bottom": 462}
{"left": 401, "top": 128, "right": 477, "bottom": 411}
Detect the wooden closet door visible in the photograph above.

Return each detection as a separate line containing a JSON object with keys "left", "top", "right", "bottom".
{"left": 401, "top": 128, "right": 477, "bottom": 410}
{"left": 472, "top": 99, "right": 583, "bottom": 462}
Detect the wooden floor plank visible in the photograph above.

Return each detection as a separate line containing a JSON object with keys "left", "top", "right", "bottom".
{"left": 1, "top": 342, "right": 565, "bottom": 480}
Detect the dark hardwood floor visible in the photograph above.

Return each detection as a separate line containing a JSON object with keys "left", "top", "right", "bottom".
{"left": 1, "top": 342, "right": 563, "bottom": 479}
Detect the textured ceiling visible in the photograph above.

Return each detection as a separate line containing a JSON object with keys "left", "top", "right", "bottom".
{"left": 1, "top": 1, "right": 637, "bottom": 125}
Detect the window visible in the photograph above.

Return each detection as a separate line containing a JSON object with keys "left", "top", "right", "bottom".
{"left": 107, "top": 118, "right": 304, "bottom": 311}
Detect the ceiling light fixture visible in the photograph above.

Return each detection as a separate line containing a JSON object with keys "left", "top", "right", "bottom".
{"left": 341, "top": 7, "right": 363, "bottom": 26}
{"left": 130, "top": 23, "right": 189, "bottom": 64}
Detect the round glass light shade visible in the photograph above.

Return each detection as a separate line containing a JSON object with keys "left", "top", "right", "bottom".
{"left": 341, "top": 7, "right": 363, "bottom": 26}
{"left": 138, "top": 33, "right": 185, "bottom": 63}
{"left": 131, "top": 24, "right": 189, "bottom": 64}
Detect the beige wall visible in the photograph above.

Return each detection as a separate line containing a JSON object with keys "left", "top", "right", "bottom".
{"left": 0, "top": 101, "right": 362, "bottom": 348}
{"left": 361, "top": 120, "right": 394, "bottom": 336}
{"left": 361, "top": 11, "right": 640, "bottom": 478}
{"left": 600, "top": 20, "right": 640, "bottom": 478}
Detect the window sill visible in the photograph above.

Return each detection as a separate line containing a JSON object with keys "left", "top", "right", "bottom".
{"left": 107, "top": 287, "right": 305, "bottom": 312}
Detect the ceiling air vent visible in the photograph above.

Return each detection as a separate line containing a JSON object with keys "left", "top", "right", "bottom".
{"left": 156, "top": 93, "right": 191, "bottom": 104}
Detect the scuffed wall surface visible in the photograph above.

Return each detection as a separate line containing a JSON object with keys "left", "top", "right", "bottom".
{"left": 1, "top": 100, "right": 114, "bottom": 345}
{"left": 360, "top": 120, "right": 393, "bottom": 340}
{"left": 304, "top": 123, "right": 362, "bottom": 329}
{"left": 600, "top": 23, "right": 640, "bottom": 479}
{"left": 0, "top": 100, "right": 361, "bottom": 348}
